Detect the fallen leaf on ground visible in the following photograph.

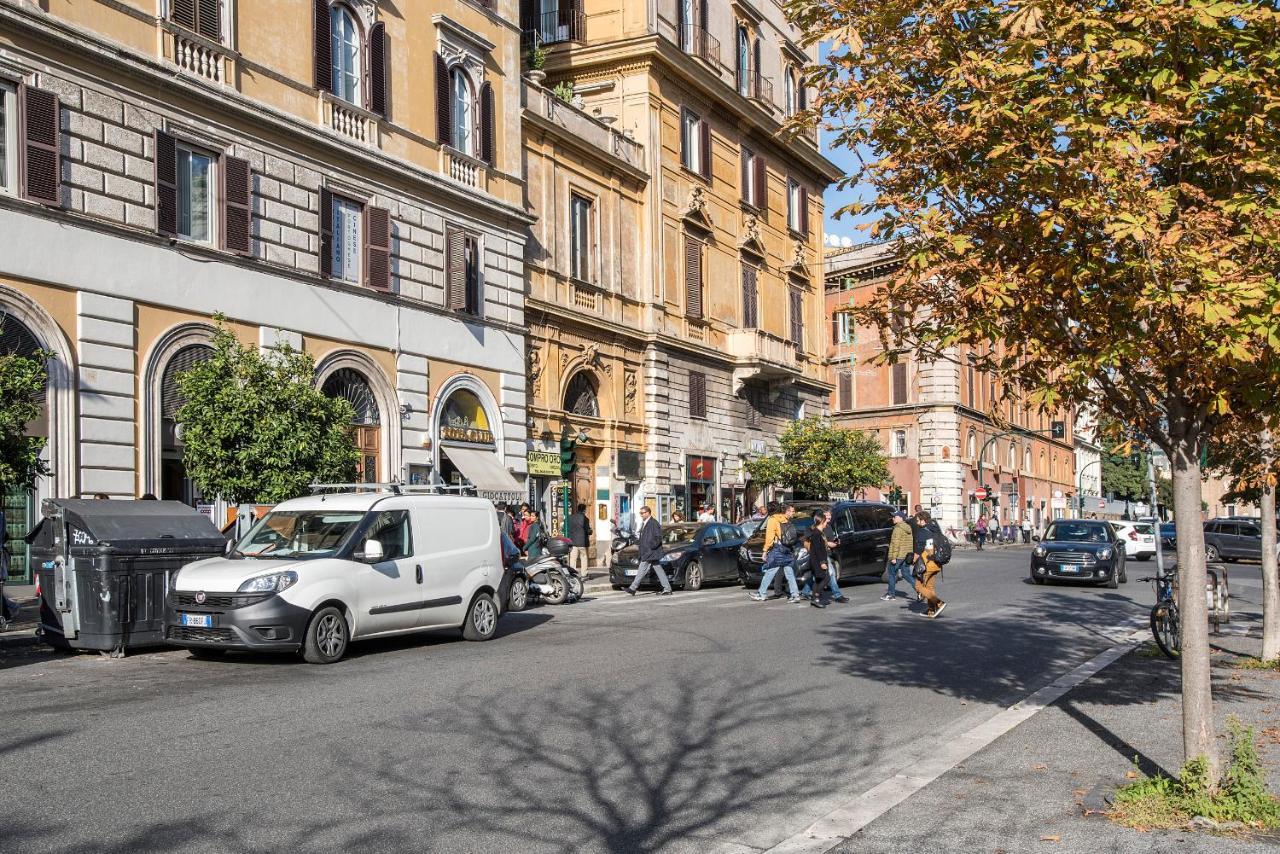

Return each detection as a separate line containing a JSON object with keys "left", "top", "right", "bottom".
{"left": 1125, "top": 770, "right": 1139, "bottom": 779}
{"left": 1033, "top": 763, "right": 1049, "bottom": 771}
{"left": 1260, "top": 727, "right": 1280, "bottom": 745}
{"left": 1040, "top": 834, "right": 1061, "bottom": 842}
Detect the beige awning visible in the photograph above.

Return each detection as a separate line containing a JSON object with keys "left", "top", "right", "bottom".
{"left": 442, "top": 445, "right": 525, "bottom": 500}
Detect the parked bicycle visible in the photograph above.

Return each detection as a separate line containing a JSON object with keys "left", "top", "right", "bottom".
{"left": 1140, "top": 571, "right": 1180, "bottom": 659}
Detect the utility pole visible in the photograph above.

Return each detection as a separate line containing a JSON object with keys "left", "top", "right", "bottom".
{"left": 1147, "top": 448, "right": 1166, "bottom": 578}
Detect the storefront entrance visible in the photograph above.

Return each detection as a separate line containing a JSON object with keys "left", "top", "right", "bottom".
{"left": 687, "top": 455, "right": 717, "bottom": 519}
{"left": 436, "top": 386, "right": 524, "bottom": 504}
{"left": 323, "top": 368, "right": 382, "bottom": 484}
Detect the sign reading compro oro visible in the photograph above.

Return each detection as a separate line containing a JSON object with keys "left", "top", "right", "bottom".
{"left": 527, "top": 451, "right": 561, "bottom": 477}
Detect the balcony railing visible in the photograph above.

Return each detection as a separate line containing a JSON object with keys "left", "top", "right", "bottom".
{"left": 443, "top": 147, "right": 488, "bottom": 191}
{"left": 750, "top": 72, "right": 774, "bottom": 105}
{"left": 320, "top": 94, "right": 378, "bottom": 146}
{"left": 682, "top": 26, "right": 720, "bottom": 68}
{"left": 522, "top": 8, "right": 586, "bottom": 48}
{"left": 727, "top": 328, "right": 798, "bottom": 369}
{"left": 162, "top": 25, "right": 233, "bottom": 86}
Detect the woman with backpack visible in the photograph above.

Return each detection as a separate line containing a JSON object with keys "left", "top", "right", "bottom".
{"left": 750, "top": 503, "right": 802, "bottom": 603}
{"left": 912, "top": 510, "right": 948, "bottom": 618}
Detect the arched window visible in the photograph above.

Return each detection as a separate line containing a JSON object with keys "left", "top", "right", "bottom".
{"left": 450, "top": 67, "right": 474, "bottom": 155}
{"left": 784, "top": 66, "right": 796, "bottom": 115}
{"left": 323, "top": 368, "right": 381, "bottom": 425}
{"left": 736, "top": 26, "right": 751, "bottom": 95}
{"left": 0, "top": 314, "right": 46, "bottom": 402}
{"left": 161, "top": 344, "right": 214, "bottom": 504}
{"left": 1024, "top": 446, "right": 1032, "bottom": 472}
{"left": 1039, "top": 449, "right": 1046, "bottom": 475}
{"left": 564, "top": 372, "right": 599, "bottom": 418}
{"left": 330, "top": 4, "right": 362, "bottom": 106}
{"left": 966, "top": 430, "right": 976, "bottom": 461}
{"left": 1008, "top": 443, "right": 1017, "bottom": 471}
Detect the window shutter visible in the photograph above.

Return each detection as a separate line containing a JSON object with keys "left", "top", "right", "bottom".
{"left": 754, "top": 154, "right": 767, "bottom": 210}
{"left": 319, "top": 186, "right": 333, "bottom": 277}
{"left": 479, "top": 81, "right": 495, "bottom": 165}
{"left": 435, "top": 52, "right": 452, "bottom": 146}
{"left": 153, "top": 129, "right": 178, "bottom": 235}
{"left": 684, "top": 236, "right": 702, "bottom": 319}
{"left": 314, "top": 0, "right": 332, "bottom": 91}
{"left": 740, "top": 149, "right": 750, "bottom": 203}
{"left": 741, "top": 264, "right": 757, "bottom": 328}
{"left": 798, "top": 186, "right": 809, "bottom": 235}
{"left": 172, "top": 0, "right": 196, "bottom": 30}
{"left": 197, "top": 0, "right": 221, "bottom": 40}
{"left": 364, "top": 205, "right": 391, "bottom": 291}
{"left": 689, "top": 371, "right": 706, "bottom": 419}
{"left": 699, "top": 118, "right": 711, "bottom": 180}
{"left": 19, "top": 86, "right": 60, "bottom": 206}
{"left": 220, "top": 154, "right": 252, "bottom": 256}
{"left": 369, "top": 21, "right": 388, "bottom": 118}
{"left": 753, "top": 38, "right": 761, "bottom": 84}
{"left": 789, "top": 288, "right": 803, "bottom": 345}
{"left": 892, "top": 362, "right": 908, "bottom": 405}
{"left": 446, "top": 227, "right": 466, "bottom": 310}
{"left": 838, "top": 372, "right": 852, "bottom": 412}
{"left": 831, "top": 313, "right": 840, "bottom": 345}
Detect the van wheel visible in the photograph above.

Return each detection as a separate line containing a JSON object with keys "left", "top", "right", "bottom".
{"left": 302, "top": 606, "right": 348, "bottom": 664}
{"left": 463, "top": 593, "right": 499, "bottom": 641}
{"left": 508, "top": 577, "right": 529, "bottom": 612}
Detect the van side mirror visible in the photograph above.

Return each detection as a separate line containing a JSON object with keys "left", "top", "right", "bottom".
{"left": 358, "top": 539, "right": 385, "bottom": 563}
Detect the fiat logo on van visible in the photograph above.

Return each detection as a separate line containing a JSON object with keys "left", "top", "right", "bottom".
{"left": 195, "top": 591, "right": 207, "bottom": 605}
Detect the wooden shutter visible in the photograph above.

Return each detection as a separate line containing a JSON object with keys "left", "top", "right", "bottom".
{"left": 699, "top": 118, "right": 711, "bottom": 180}
{"left": 892, "top": 362, "right": 908, "bottom": 405}
{"left": 364, "top": 205, "right": 391, "bottom": 291}
{"left": 754, "top": 154, "right": 767, "bottom": 210}
{"left": 446, "top": 227, "right": 466, "bottom": 310}
{"left": 19, "top": 86, "right": 60, "bottom": 206}
{"left": 689, "top": 371, "right": 706, "bottom": 419}
{"left": 479, "top": 81, "right": 495, "bottom": 165}
{"left": 789, "top": 288, "right": 803, "bottom": 345}
{"left": 741, "top": 264, "right": 757, "bottom": 328}
{"left": 314, "top": 0, "right": 332, "bottom": 91}
{"left": 753, "top": 38, "right": 762, "bottom": 90}
{"left": 197, "top": 0, "right": 221, "bottom": 40}
{"left": 369, "top": 21, "right": 388, "bottom": 118}
{"left": 798, "top": 186, "right": 809, "bottom": 235}
{"left": 838, "top": 372, "right": 852, "bottom": 412}
{"left": 220, "top": 154, "right": 252, "bottom": 256}
{"left": 684, "top": 236, "right": 703, "bottom": 319}
{"left": 740, "top": 149, "right": 750, "bottom": 203}
{"left": 172, "top": 0, "right": 196, "bottom": 30}
{"left": 153, "top": 129, "right": 178, "bottom": 235}
{"left": 435, "top": 53, "right": 452, "bottom": 146}
{"left": 319, "top": 186, "right": 333, "bottom": 277}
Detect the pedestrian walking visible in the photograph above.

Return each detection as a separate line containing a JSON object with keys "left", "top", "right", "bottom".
{"left": 798, "top": 511, "right": 846, "bottom": 603}
{"left": 1021, "top": 516, "right": 1032, "bottom": 544}
{"left": 496, "top": 502, "right": 515, "bottom": 542}
{"left": 524, "top": 510, "right": 546, "bottom": 561}
{"left": 751, "top": 503, "right": 802, "bottom": 603}
{"left": 567, "top": 503, "right": 592, "bottom": 575}
{"left": 515, "top": 502, "right": 533, "bottom": 548}
{"left": 912, "top": 510, "right": 947, "bottom": 618}
{"left": 975, "top": 514, "right": 988, "bottom": 550}
{"left": 626, "top": 505, "right": 672, "bottom": 595}
{"left": 802, "top": 511, "right": 836, "bottom": 608}
{"left": 750, "top": 504, "right": 767, "bottom": 521}
{"left": 882, "top": 510, "right": 916, "bottom": 601}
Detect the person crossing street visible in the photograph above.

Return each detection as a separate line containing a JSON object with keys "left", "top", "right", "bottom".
{"left": 626, "top": 505, "right": 672, "bottom": 596}
{"left": 567, "top": 503, "right": 592, "bottom": 576}
{"left": 912, "top": 510, "right": 947, "bottom": 618}
{"left": 882, "top": 510, "right": 917, "bottom": 601}
{"left": 751, "top": 503, "right": 802, "bottom": 603}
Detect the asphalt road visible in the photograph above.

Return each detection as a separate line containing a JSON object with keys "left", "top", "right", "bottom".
{"left": 0, "top": 547, "right": 1181, "bottom": 853}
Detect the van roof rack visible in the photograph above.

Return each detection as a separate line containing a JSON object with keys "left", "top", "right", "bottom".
{"left": 308, "top": 482, "right": 478, "bottom": 496}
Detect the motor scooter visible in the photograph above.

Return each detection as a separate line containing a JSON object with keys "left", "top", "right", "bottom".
{"left": 508, "top": 535, "right": 582, "bottom": 609}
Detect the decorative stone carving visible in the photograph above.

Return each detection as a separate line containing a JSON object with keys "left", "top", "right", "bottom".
{"left": 681, "top": 185, "right": 712, "bottom": 228}
{"left": 624, "top": 370, "right": 637, "bottom": 414}
{"left": 791, "top": 239, "right": 807, "bottom": 269}
{"left": 529, "top": 346, "right": 543, "bottom": 398}
{"left": 742, "top": 213, "right": 761, "bottom": 247}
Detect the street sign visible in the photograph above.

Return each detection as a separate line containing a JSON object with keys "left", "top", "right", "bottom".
{"left": 974, "top": 486, "right": 988, "bottom": 501}
{"left": 1098, "top": 499, "right": 1106, "bottom": 510}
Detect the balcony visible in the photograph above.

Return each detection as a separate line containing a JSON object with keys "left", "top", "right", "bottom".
{"left": 162, "top": 25, "right": 233, "bottom": 86}
{"left": 726, "top": 328, "right": 800, "bottom": 392}
{"left": 522, "top": 8, "right": 586, "bottom": 48}
{"left": 682, "top": 26, "right": 720, "bottom": 68}
{"left": 443, "top": 147, "right": 489, "bottom": 191}
{"left": 750, "top": 72, "right": 774, "bottom": 106}
{"left": 320, "top": 94, "right": 379, "bottom": 146}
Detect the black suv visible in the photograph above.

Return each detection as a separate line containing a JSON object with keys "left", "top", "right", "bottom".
{"left": 1203, "top": 518, "right": 1277, "bottom": 562}
{"left": 736, "top": 501, "right": 896, "bottom": 587}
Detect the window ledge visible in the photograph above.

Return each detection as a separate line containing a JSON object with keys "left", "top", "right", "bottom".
{"left": 681, "top": 165, "right": 711, "bottom": 185}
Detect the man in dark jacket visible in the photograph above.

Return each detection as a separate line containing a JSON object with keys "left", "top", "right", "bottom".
{"left": 911, "top": 510, "right": 947, "bottom": 618}
{"left": 567, "top": 503, "right": 592, "bottom": 575}
{"left": 626, "top": 505, "right": 672, "bottom": 595}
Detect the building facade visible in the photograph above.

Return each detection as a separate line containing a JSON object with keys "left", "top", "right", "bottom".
{"left": 523, "top": 0, "right": 839, "bottom": 529}
{"left": 0, "top": 0, "right": 530, "bottom": 581}
{"left": 824, "top": 243, "right": 1079, "bottom": 533}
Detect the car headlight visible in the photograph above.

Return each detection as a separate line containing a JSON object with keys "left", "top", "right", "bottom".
{"left": 661, "top": 550, "right": 687, "bottom": 563}
{"left": 1098, "top": 548, "right": 1112, "bottom": 560}
{"left": 237, "top": 571, "right": 298, "bottom": 593}
{"left": 739, "top": 547, "right": 749, "bottom": 561}
{"left": 1033, "top": 546, "right": 1046, "bottom": 558}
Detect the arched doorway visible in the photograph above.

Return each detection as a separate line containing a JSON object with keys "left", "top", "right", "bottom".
{"left": 159, "top": 343, "right": 214, "bottom": 504}
{"left": 433, "top": 378, "right": 522, "bottom": 503}
{"left": 322, "top": 368, "right": 382, "bottom": 484}
{"left": 1, "top": 313, "right": 49, "bottom": 584}
{"left": 561, "top": 371, "right": 600, "bottom": 512}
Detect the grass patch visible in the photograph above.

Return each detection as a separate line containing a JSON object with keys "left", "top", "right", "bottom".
{"left": 1110, "top": 719, "right": 1280, "bottom": 831}
{"left": 1234, "top": 656, "right": 1280, "bottom": 672}
{"left": 1136, "top": 643, "right": 1168, "bottom": 659}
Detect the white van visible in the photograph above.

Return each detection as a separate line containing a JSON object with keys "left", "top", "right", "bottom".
{"left": 164, "top": 492, "right": 506, "bottom": 663}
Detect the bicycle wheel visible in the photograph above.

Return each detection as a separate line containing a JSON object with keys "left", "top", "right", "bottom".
{"left": 1150, "top": 601, "right": 1181, "bottom": 659}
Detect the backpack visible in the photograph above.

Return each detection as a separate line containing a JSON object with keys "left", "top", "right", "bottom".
{"left": 931, "top": 529, "right": 953, "bottom": 566}
{"left": 780, "top": 521, "right": 800, "bottom": 547}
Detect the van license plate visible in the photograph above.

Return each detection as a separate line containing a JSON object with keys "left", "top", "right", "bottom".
{"left": 180, "top": 613, "right": 212, "bottom": 628}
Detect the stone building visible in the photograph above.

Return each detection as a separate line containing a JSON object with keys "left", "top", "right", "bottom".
{"left": 523, "top": 0, "right": 839, "bottom": 527}
{"left": 824, "top": 242, "right": 1079, "bottom": 533}
{"left": 0, "top": 0, "right": 530, "bottom": 580}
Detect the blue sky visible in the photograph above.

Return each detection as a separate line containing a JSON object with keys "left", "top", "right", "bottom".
{"left": 815, "top": 42, "right": 874, "bottom": 248}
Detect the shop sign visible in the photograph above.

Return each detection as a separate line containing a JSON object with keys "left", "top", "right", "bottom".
{"left": 441, "top": 425, "right": 495, "bottom": 445}
{"left": 749, "top": 439, "right": 767, "bottom": 455}
{"left": 440, "top": 389, "right": 495, "bottom": 446}
{"left": 527, "top": 450, "right": 561, "bottom": 477}
{"left": 688, "top": 456, "right": 715, "bottom": 481}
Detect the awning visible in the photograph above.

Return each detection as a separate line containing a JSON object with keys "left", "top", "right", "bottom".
{"left": 442, "top": 445, "right": 525, "bottom": 501}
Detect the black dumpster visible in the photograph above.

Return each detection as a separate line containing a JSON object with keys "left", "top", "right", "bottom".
{"left": 30, "top": 499, "right": 225, "bottom": 653}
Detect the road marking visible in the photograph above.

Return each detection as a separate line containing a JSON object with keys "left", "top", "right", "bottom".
{"left": 759, "top": 622, "right": 1154, "bottom": 854}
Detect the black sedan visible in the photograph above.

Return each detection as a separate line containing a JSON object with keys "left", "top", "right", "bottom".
{"left": 1030, "top": 520, "right": 1127, "bottom": 588}
{"left": 609, "top": 523, "right": 746, "bottom": 590}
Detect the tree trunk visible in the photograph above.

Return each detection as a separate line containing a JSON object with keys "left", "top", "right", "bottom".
{"left": 1261, "top": 430, "right": 1279, "bottom": 663}
{"left": 1170, "top": 443, "right": 1220, "bottom": 779}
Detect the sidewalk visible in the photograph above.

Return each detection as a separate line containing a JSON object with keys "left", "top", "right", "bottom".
{"left": 0, "top": 584, "right": 41, "bottom": 647}
{"left": 836, "top": 621, "right": 1280, "bottom": 853}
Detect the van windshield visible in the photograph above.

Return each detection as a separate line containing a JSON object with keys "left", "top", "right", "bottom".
{"left": 235, "top": 511, "right": 367, "bottom": 559}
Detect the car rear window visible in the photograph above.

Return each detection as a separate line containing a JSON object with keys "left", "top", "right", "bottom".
{"left": 1133, "top": 524, "right": 1153, "bottom": 535}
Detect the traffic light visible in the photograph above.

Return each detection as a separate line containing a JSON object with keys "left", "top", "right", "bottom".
{"left": 559, "top": 434, "right": 577, "bottom": 477}
{"left": 1050, "top": 420, "right": 1065, "bottom": 440}
{"left": 990, "top": 494, "right": 1000, "bottom": 509}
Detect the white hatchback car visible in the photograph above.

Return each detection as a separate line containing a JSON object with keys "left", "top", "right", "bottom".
{"left": 165, "top": 492, "right": 506, "bottom": 663}
{"left": 1111, "top": 521, "right": 1157, "bottom": 561}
